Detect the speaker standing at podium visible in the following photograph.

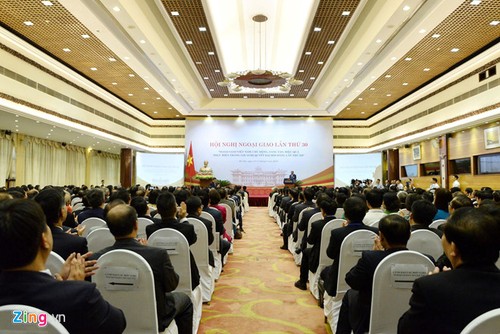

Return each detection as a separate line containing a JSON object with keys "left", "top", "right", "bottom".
{"left": 289, "top": 171, "right": 297, "bottom": 183}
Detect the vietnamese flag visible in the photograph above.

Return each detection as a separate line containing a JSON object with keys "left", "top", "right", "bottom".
{"left": 185, "top": 141, "right": 196, "bottom": 179}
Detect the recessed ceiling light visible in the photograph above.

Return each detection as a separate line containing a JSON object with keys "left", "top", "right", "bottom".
{"left": 405, "top": 57, "right": 412, "bottom": 61}
{"left": 342, "top": 11, "right": 350, "bottom": 16}
{"left": 112, "top": 82, "right": 117, "bottom": 85}
{"left": 314, "top": 27, "right": 321, "bottom": 32}
{"left": 304, "top": 89, "right": 309, "bottom": 92}
{"left": 419, "top": 29, "right": 426, "bottom": 34}
{"left": 168, "top": 107, "right": 172, "bottom": 110}
{"left": 23, "top": 21, "right": 34, "bottom": 26}
{"left": 344, "top": 78, "right": 349, "bottom": 82}
{"left": 90, "top": 67, "right": 97, "bottom": 71}
{"left": 129, "top": 74, "right": 135, "bottom": 77}
{"left": 423, "top": 68, "right": 430, "bottom": 71}
{"left": 358, "top": 97, "right": 363, "bottom": 100}
{"left": 209, "top": 89, "right": 214, "bottom": 92}
{"left": 490, "top": 20, "right": 499, "bottom": 26}
{"left": 185, "top": 40, "right": 193, "bottom": 45}
{"left": 81, "top": 34, "right": 90, "bottom": 39}
{"left": 310, "top": 77, "right": 316, "bottom": 80}
{"left": 451, "top": 48, "right": 460, "bottom": 52}
{"left": 361, "top": 111, "right": 365, "bottom": 114}
{"left": 63, "top": 48, "right": 71, "bottom": 52}
{"left": 153, "top": 111, "right": 158, "bottom": 114}
{"left": 128, "top": 93, "right": 133, "bottom": 96}
{"left": 176, "top": 115, "right": 180, "bottom": 117}
{"left": 402, "top": 5, "right": 411, "bottom": 11}
{"left": 139, "top": 40, "right": 146, "bottom": 44}
{"left": 385, "top": 74, "right": 392, "bottom": 78}
{"left": 403, "top": 82, "right": 409, "bottom": 86}
{"left": 270, "top": 96, "right": 275, "bottom": 99}
{"left": 327, "top": 40, "right": 335, "bottom": 45}
{"left": 199, "top": 27, "right": 207, "bottom": 31}
{"left": 373, "top": 102, "right": 378, "bottom": 105}
{"left": 305, "top": 51, "right": 312, "bottom": 55}
{"left": 195, "top": 61, "right": 202, "bottom": 65}
{"left": 214, "top": 69, "right": 220, "bottom": 73}
{"left": 156, "top": 97, "right": 161, "bottom": 100}
{"left": 370, "top": 87, "right": 375, "bottom": 90}
{"left": 357, "top": 62, "right": 363, "bottom": 66}
{"left": 171, "top": 11, "right": 179, "bottom": 16}
{"left": 290, "top": 94, "right": 295, "bottom": 97}
{"left": 386, "top": 94, "right": 392, "bottom": 97}
{"left": 208, "top": 51, "right": 214, "bottom": 55}
{"left": 203, "top": 77, "right": 209, "bottom": 80}
{"left": 112, "top": 6, "right": 120, "bottom": 11}
{"left": 144, "top": 87, "right": 149, "bottom": 90}
{"left": 298, "top": 70, "right": 304, "bottom": 73}
{"left": 108, "top": 57, "right": 117, "bottom": 62}
{"left": 42, "top": 1, "right": 53, "bottom": 6}
{"left": 36, "top": 121, "right": 40, "bottom": 123}
{"left": 432, "top": 33, "right": 441, "bottom": 38}
{"left": 470, "top": 0, "right": 481, "bottom": 5}
{"left": 141, "top": 102, "right": 146, "bottom": 105}
{"left": 243, "top": 96, "right": 248, "bottom": 99}
{"left": 171, "top": 78, "right": 176, "bottom": 82}
{"left": 224, "top": 94, "right": 228, "bottom": 97}
{"left": 318, "top": 61, "right": 324, "bottom": 65}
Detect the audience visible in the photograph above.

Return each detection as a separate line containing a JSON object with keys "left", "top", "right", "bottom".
{"left": 398, "top": 206, "right": 500, "bottom": 333}
{"left": 186, "top": 195, "right": 215, "bottom": 267}
{"left": 0, "top": 199, "right": 126, "bottom": 333}
{"left": 77, "top": 188, "right": 105, "bottom": 223}
{"left": 91, "top": 204, "right": 193, "bottom": 333}
{"left": 410, "top": 200, "right": 442, "bottom": 237}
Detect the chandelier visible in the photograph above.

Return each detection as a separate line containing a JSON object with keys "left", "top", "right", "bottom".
{"left": 217, "top": 14, "right": 303, "bottom": 95}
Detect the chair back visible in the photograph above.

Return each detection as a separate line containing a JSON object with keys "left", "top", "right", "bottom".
{"left": 460, "top": 308, "right": 500, "bottom": 334}
{"left": 369, "top": 250, "right": 435, "bottom": 334}
{"left": 137, "top": 217, "right": 154, "bottom": 239}
{"left": 296, "top": 207, "right": 313, "bottom": 247}
{"left": 153, "top": 213, "right": 161, "bottom": 219}
{"left": 187, "top": 218, "right": 209, "bottom": 268}
{"left": 407, "top": 229, "right": 443, "bottom": 259}
{"left": 86, "top": 228, "right": 115, "bottom": 253}
{"left": 92, "top": 249, "right": 159, "bottom": 334}
{"left": 0, "top": 304, "right": 69, "bottom": 333}
{"left": 429, "top": 219, "right": 446, "bottom": 229}
{"left": 307, "top": 212, "right": 323, "bottom": 241}
{"left": 148, "top": 228, "right": 192, "bottom": 293}
{"left": 46, "top": 251, "right": 65, "bottom": 275}
{"left": 219, "top": 203, "right": 234, "bottom": 239}
{"left": 369, "top": 220, "right": 380, "bottom": 228}
{"left": 318, "top": 219, "right": 345, "bottom": 268}
{"left": 200, "top": 211, "right": 218, "bottom": 251}
{"left": 80, "top": 217, "right": 107, "bottom": 237}
{"left": 336, "top": 208, "right": 345, "bottom": 219}
{"left": 336, "top": 230, "right": 378, "bottom": 295}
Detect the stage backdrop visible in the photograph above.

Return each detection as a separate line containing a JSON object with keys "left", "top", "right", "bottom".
{"left": 334, "top": 153, "right": 383, "bottom": 187}
{"left": 185, "top": 118, "right": 334, "bottom": 191}
{"left": 135, "top": 152, "right": 184, "bottom": 186}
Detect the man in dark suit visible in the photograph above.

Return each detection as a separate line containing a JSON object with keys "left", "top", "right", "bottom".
{"left": 92, "top": 203, "right": 193, "bottom": 333}
{"left": 34, "top": 188, "right": 88, "bottom": 259}
{"left": 290, "top": 187, "right": 316, "bottom": 243}
{"left": 289, "top": 171, "right": 297, "bottom": 183}
{"left": 297, "top": 192, "right": 331, "bottom": 252}
{"left": 146, "top": 191, "right": 200, "bottom": 290}
{"left": 295, "top": 197, "right": 337, "bottom": 290}
{"left": 186, "top": 195, "right": 215, "bottom": 267}
{"left": 77, "top": 188, "right": 106, "bottom": 223}
{"left": 410, "top": 200, "right": 442, "bottom": 237}
{"left": 336, "top": 214, "right": 412, "bottom": 334}
{"left": 320, "top": 196, "right": 379, "bottom": 297}
{"left": 398, "top": 207, "right": 500, "bottom": 334}
{"left": 280, "top": 188, "right": 299, "bottom": 250}
{"left": 0, "top": 199, "right": 126, "bottom": 334}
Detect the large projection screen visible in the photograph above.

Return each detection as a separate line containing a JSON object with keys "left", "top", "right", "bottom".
{"left": 135, "top": 152, "right": 184, "bottom": 186}
{"left": 334, "top": 153, "right": 383, "bottom": 187}
{"left": 185, "top": 118, "right": 333, "bottom": 188}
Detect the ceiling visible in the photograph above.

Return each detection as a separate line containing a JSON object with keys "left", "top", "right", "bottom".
{"left": 0, "top": 0, "right": 498, "bottom": 123}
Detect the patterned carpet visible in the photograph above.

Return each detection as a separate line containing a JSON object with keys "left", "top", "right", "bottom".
{"left": 198, "top": 207, "right": 329, "bottom": 334}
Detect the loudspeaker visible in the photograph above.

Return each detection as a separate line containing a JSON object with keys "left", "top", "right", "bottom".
{"left": 61, "top": 142, "right": 67, "bottom": 147}
{"left": 404, "top": 144, "right": 410, "bottom": 148}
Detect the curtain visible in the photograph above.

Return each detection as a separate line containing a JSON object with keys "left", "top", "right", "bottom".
{"left": 89, "top": 151, "right": 120, "bottom": 186}
{"left": 0, "top": 131, "right": 14, "bottom": 184}
{"left": 23, "top": 136, "right": 86, "bottom": 186}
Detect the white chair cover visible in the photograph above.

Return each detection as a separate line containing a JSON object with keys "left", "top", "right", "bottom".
{"left": 187, "top": 217, "right": 214, "bottom": 303}
{"left": 460, "top": 308, "right": 500, "bottom": 334}
{"left": 219, "top": 203, "right": 234, "bottom": 256}
{"left": 324, "top": 229, "right": 377, "bottom": 333}
{"left": 79, "top": 217, "right": 107, "bottom": 237}
{"left": 137, "top": 217, "right": 154, "bottom": 239}
{"left": 86, "top": 227, "right": 115, "bottom": 253}
{"left": 429, "top": 219, "right": 446, "bottom": 229}
{"left": 46, "top": 251, "right": 65, "bottom": 276}
{"left": 407, "top": 229, "right": 443, "bottom": 259}
{"left": 269, "top": 193, "right": 277, "bottom": 217}
{"left": 0, "top": 304, "right": 69, "bottom": 333}
{"left": 369, "top": 250, "right": 435, "bottom": 334}
{"left": 309, "top": 219, "right": 345, "bottom": 299}
{"left": 293, "top": 207, "right": 313, "bottom": 265}
{"left": 200, "top": 211, "right": 222, "bottom": 280}
{"left": 148, "top": 228, "right": 202, "bottom": 333}
{"left": 92, "top": 249, "right": 177, "bottom": 334}
{"left": 306, "top": 212, "right": 323, "bottom": 248}
{"left": 336, "top": 208, "right": 345, "bottom": 220}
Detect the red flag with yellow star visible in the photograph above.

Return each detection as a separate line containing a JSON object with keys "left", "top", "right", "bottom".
{"left": 185, "top": 141, "right": 196, "bottom": 179}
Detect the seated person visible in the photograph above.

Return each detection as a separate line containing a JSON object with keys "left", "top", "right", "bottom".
{"left": 398, "top": 206, "right": 500, "bottom": 334}
{"left": 91, "top": 204, "right": 193, "bottom": 333}
{"left": 186, "top": 195, "right": 215, "bottom": 267}
{"left": 320, "top": 196, "right": 379, "bottom": 297}
{"left": 363, "top": 189, "right": 386, "bottom": 225}
{"left": 410, "top": 200, "right": 442, "bottom": 237}
{"left": 77, "top": 188, "right": 105, "bottom": 224}
{"left": 130, "top": 196, "right": 153, "bottom": 221}
{"left": 295, "top": 197, "right": 337, "bottom": 290}
{"left": 433, "top": 189, "right": 452, "bottom": 220}
{"left": 34, "top": 188, "right": 88, "bottom": 259}
{"left": 337, "top": 215, "right": 413, "bottom": 334}
{"left": 0, "top": 199, "right": 126, "bottom": 334}
{"left": 147, "top": 192, "right": 200, "bottom": 290}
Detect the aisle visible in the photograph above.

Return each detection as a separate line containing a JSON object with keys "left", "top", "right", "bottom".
{"left": 198, "top": 207, "right": 328, "bottom": 333}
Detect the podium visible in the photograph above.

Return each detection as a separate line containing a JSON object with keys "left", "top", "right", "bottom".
{"left": 283, "top": 178, "right": 295, "bottom": 185}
